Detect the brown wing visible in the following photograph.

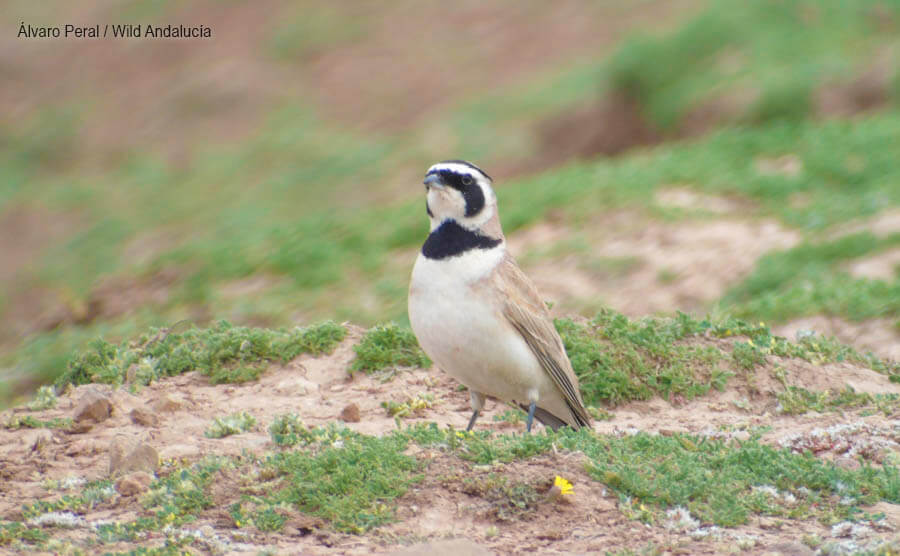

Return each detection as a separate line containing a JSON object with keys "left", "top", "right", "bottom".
{"left": 494, "top": 254, "right": 592, "bottom": 428}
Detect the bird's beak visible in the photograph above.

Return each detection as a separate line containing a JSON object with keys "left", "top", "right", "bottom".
{"left": 423, "top": 174, "right": 444, "bottom": 189}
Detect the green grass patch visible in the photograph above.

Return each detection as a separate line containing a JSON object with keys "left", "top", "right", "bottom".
{"left": 608, "top": 0, "right": 900, "bottom": 129}
{"left": 25, "top": 385, "right": 58, "bottom": 411}
{"left": 269, "top": 413, "right": 318, "bottom": 447}
{"left": 381, "top": 392, "right": 434, "bottom": 419}
{"left": 4, "top": 415, "right": 72, "bottom": 430}
{"left": 492, "top": 408, "right": 527, "bottom": 424}
{"left": 405, "top": 424, "right": 900, "bottom": 527}
{"left": 262, "top": 427, "right": 421, "bottom": 533}
{"left": 22, "top": 480, "right": 115, "bottom": 519}
{"left": 205, "top": 411, "right": 257, "bottom": 438}
{"left": 724, "top": 233, "right": 900, "bottom": 324}
{"left": 557, "top": 311, "right": 730, "bottom": 406}
{"left": 54, "top": 320, "right": 346, "bottom": 390}
{"left": 0, "top": 521, "right": 48, "bottom": 547}
{"left": 350, "top": 323, "right": 431, "bottom": 373}
{"left": 557, "top": 310, "right": 898, "bottom": 408}
{"left": 142, "top": 457, "right": 226, "bottom": 527}
{"left": 777, "top": 386, "right": 900, "bottom": 416}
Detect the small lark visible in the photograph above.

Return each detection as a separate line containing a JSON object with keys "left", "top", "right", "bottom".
{"left": 408, "top": 160, "right": 592, "bottom": 432}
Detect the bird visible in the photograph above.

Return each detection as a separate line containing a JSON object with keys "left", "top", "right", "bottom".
{"left": 408, "top": 160, "right": 593, "bottom": 433}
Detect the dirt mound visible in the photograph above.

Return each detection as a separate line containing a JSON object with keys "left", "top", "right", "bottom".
{"left": 3, "top": 329, "right": 900, "bottom": 554}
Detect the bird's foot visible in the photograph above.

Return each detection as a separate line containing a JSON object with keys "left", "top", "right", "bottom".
{"left": 466, "top": 409, "right": 481, "bottom": 432}
{"left": 526, "top": 401, "right": 536, "bottom": 433}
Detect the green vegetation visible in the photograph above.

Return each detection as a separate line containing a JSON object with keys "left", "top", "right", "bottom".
{"left": 381, "top": 392, "right": 434, "bottom": 418}
{"left": 493, "top": 408, "right": 527, "bottom": 424}
{"left": 405, "top": 424, "right": 900, "bottom": 527}
{"left": 268, "top": 413, "right": 317, "bottom": 447}
{"left": 22, "top": 480, "right": 115, "bottom": 519}
{"left": 557, "top": 310, "right": 898, "bottom": 408}
{"left": 0, "top": 521, "right": 47, "bottom": 547}
{"left": 205, "top": 411, "right": 257, "bottom": 438}
{"left": 4, "top": 415, "right": 72, "bottom": 430}
{"left": 457, "top": 473, "right": 543, "bottom": 522}
{"left": 724, "top": 233, "right": 900, "bottom": 324}
{"left": 776, "top": 386, "right": 900, "bottom": 416}
{"left": 21, "top": 311, "right": 899, "bottom": 423}
{"left": 261, "top": 426, "right": 421, "bottom": 533}
{"left": 26, "top": 385, "right": 58, "bottom": 411}
{"left": 142, "top": 457, "right": 225, "bottom": 526}
{"left": 608, "top": 0, "right": 900, "bottom": 129}
{"left": 53, "top": 320, "right": 345, "bottom": 390}
{"left": 350, "top": 323, "right": 431, "bottom": 373}
{"left": 557, "top": 312, "right": 728, "bottom": 406}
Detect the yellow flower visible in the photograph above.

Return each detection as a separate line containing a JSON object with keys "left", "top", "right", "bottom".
{"left": 554, "top": 475, "right": 573, "bottom": 496}
{"left": 235, "top": 520, "right": 242, "bottom": 527}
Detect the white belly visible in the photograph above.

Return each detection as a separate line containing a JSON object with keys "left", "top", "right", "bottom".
{"left": 408, "top": 249, "right": 555, "bottom": 406}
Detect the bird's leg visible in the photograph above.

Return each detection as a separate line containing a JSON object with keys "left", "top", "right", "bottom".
{"left": 466, "top": 390, "right": 486, "bottom": 432}
{"left": 466, "top": 410, "right": 480, "bottom": 432}
{"left": 526, "top": 401, "right": 537, "bottom": 433}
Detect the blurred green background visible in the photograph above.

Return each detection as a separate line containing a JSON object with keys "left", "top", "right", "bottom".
{"left": 2, "top": 0, "right": 899, "bottom": 405}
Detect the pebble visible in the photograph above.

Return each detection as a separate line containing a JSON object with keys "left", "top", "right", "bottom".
{"left": 115, "top": 471, "right": 153, "bottom": 496}
{"left": 340, "top": 403, "right": 361, "bottom": 423}
{"left": 130, "top": 406, "right": 159, "bottom": 427}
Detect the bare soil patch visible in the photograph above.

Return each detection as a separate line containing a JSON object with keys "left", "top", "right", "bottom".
{"left": 512, "top": 216, "right": 800, "bottom": 317}
{"left": 847, "top": 247, "right": 900, "bottom": 281}
{"left": 831, "top": 208, "right": 900, "bottom": 240}
{"left": 655, "top": 187, "right": 748, "bottom": 215}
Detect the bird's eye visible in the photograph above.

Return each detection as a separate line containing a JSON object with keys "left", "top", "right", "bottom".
{"left": 462, "top": 176, "right": 474, "bottom": 185}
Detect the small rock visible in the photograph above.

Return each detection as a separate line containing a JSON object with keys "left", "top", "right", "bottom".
{"left": 130, "top": 406, "right": 159, "bottom": 427}
{"left": 74, "top": 388, "right": 112, "bottom": 424}
{"left": 388, "top": 539, "right": 493, "bottom": 556}
{"left": 153, "top": 394, "right": 182, "bottom": 412}
{"left": 340, "top": 403, "right": 361, "bottom": 423}
{"left": 109, "top": 438, "right": 159, "bottom": 476}
{"left": 115, "top": 471, "right": 153, "bottom": 496}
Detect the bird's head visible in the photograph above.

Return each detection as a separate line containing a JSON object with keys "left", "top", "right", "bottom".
{"left": 422, "top": 160, "right": 500, "bottom": 235}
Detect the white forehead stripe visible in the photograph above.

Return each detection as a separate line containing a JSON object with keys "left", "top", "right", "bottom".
{"left": 426, "top": 162, "right": 489, "bottom": 180}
